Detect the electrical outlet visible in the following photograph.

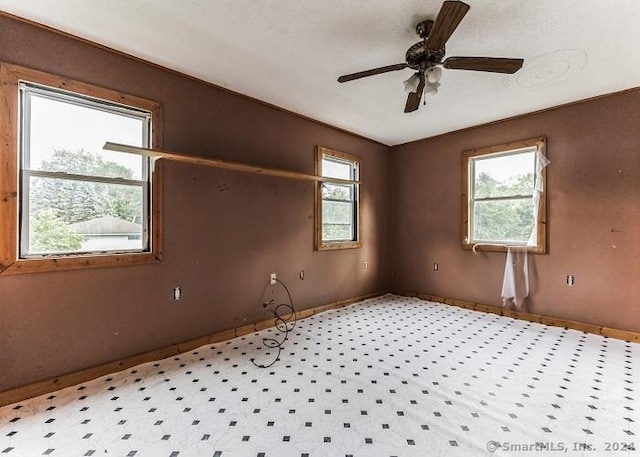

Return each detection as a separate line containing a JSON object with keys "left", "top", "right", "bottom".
{"left": 299, "top": 270, "right": 305, "bottom": 280}
{"left": 270, "top": 273, "right": 277, "bottom": 285}
{"left": 173, "top": 286, "right": 182, "bottom": 300}
{"left": 363, "top": 261, "right": 369, "bottom": 270}
{"left": 433, "top": 263, "right": 439, "bottom": 271}
{"left": 566, "top": 275, "right": 575, "bottom": 286}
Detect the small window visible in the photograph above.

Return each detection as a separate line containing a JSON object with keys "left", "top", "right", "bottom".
{"left": 315, "top": 146, "right": 360, "bottom": 250}
{"left": 0, "top": 63, "right": 163, "bottom": 274}
{"left": 462, "top": 137, "right": 548, "bottom": 253}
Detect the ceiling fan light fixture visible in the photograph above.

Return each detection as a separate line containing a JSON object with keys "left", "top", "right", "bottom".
{"left": 403, "top": 72, "right": 421, "bottom": 93}
{"left": 426, "top": 66, "right": 442, "bottom": 83}
{"left": 424, "top": 81, "right": 440, "bottom": 95}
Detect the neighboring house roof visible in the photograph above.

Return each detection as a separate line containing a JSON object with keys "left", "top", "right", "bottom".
{"left": 70, "top": 216, "right": 141, "bottom": 235}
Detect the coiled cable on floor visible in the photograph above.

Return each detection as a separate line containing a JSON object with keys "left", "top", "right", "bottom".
{"left": 251, "top": 278, "right": 297, "bottom": 368}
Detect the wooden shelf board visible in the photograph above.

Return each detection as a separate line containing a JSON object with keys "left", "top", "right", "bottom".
{"left": 104, "top": 142, "right": 360, "bottom": 185}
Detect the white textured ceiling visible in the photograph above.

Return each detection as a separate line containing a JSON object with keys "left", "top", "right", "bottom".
{"left": 1, "top": 0, "right": 640, "bottom": 145}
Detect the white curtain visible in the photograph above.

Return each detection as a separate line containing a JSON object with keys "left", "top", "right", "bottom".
{"left": 527, "top": 150, "right": 550, "bottom": 246}
{"left": 501, "top": 247, "right": 529, "bottom": 308}
{"left": 502, "top": 151, "right": 549, "bottom": 308}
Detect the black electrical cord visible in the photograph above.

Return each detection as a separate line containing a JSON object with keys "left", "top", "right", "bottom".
{"left": 251, "top": 278, "right": 297, "bottom": 368}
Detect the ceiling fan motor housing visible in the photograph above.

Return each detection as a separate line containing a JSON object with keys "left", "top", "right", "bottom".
{"left": 406, "top": 19, "right": 445, "bottom": 70}
{"left": 406, "top": 42, "right": 445, "bottom": 70}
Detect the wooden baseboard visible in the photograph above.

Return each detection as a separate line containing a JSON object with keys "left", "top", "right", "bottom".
{"left": 402, "top": 291, "right": 640, "bottom": 343}
{"left": 0, "top": 291, "right": 385, "bottom": 408}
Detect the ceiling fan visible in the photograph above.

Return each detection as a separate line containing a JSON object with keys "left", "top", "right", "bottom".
{"left": 337, "top": 0, "right": 524, "bottom": 113}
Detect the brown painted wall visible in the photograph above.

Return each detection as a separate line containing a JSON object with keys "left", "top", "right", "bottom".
{"left": 0, "top": 16, "right": 390, "bottom": 391}
{"left": 2, "top": 12, "right": 639, "bottom": 395}
{"left": 389, "top": 90, "right": 640, "bottom": 332}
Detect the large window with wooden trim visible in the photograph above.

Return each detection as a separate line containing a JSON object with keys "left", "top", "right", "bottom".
{"left": 0, "top": 63, "right": 163, "bottom": 274}
{"left": 462, "top": 137, "right": 548, "bottom": 253}
{"left": 315, "top": 146, "right": 360, "bottom": 250}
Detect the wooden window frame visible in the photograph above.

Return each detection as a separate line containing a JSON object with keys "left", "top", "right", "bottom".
{"left": 315, "top": 146, "right": 361, "bottom": 251}
{"left": 0, "top": 62, "right": 163, "bottom": 275}
{"left": 461, "top": 137, "right": 547, "bottom": 254}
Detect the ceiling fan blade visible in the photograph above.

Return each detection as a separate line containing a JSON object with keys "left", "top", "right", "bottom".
{"left": 404, "top": 72, "right": 425, "bottom": 113}
{"left": 338, "top": 63, "right": 408, "bottom": 83}
{"left": 443, "top": 57, "right": 524, "bottom": 74}
{"left": 425, "top": 1, "right": 470, "bottom": 51}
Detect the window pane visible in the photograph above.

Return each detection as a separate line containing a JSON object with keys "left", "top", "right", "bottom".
{"left": 27, "top": 93, "right": 146, "bottom": 179}
{"left": 322, "top": 183, "right": 352, "bottom": 201}
{"left": 322, "top": 156, "right": 353, "bottom": 179}
{"left": 473, "top": 199, "right": 534, "bottom": 243}
{"left": 323, "top": 200, "right": 353, "bottom": 225}
{"left": 474, "top": 150, "right": 535, "bottom": 199}
{"left": 322, "top": 198, "right": 354, "bottom": 242}
{"left": 25, "top": 176, "right": 144, "bottom": 256}
{"left": 322, "top": 224, "right": 353, "bottom": 241}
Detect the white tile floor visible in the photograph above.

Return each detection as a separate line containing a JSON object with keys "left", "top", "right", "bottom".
{"left": 0, "top": 294, "right": 637, "bottom": 456}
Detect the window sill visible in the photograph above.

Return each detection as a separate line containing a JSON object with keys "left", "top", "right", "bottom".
{"left": 0, "top": 251, "right": 162, "bottom": 275}
{"left": 462, "top": 242, "right": 546, "bottom": 254}
{"left": 316, "top": 241, "right": 362, "bottom": 251}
